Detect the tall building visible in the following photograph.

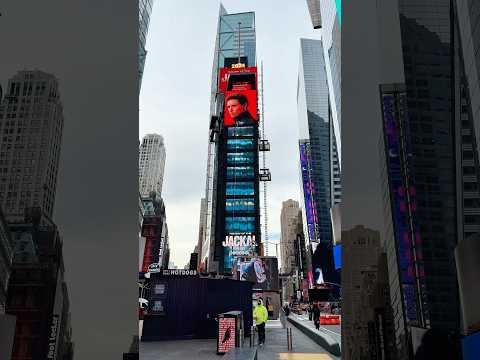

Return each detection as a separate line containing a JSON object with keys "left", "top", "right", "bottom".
{"left": 139, "top": 134, "right": 166, "bottom": 197}
{"left": 361, "top": 0, "right": 480, "bottom": 357}
{"left": 6, "top": 221, "right": 73, "bottom": 360}
{"left": 341, "top": 225, "right": 382, "bottom": 360}
{"left": 0, "top": 208, "right": 13, "bottom": 312}
{"left": 139, "top": 0, "right": 154, "bottom": 90}
{"left": 306, "top": 0, "right": 342, "bottom": 198}
{"left": 139, "top": 193, "right": 169, "bottom": 273}
{"left": 196, "top": 197, "right": 207, "bottom": 272}
{"left": 297, "top": 38, "right": 338, "bottom": 286}
{"left": 280, "top": 200, "right": 305, "bottom": 303}
{"left": 202, "top": 7, "right": 268, "bottom": 274}
{"left": 0, "top": 71, "right": 64, "bottom": 224}
{"left": 280, "top": 199, "right": 301, "bottom": 274}
{"left": 0, "top": 70, "right": 73, "bottom": 359}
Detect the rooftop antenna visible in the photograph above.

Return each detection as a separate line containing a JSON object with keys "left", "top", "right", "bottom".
{"left": 237, "top": 22, "right": 242, "bottom": 64}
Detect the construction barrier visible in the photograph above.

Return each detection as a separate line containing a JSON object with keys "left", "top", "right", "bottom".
{"left": 319, "top": 315, "right": 341, "bottom": 325}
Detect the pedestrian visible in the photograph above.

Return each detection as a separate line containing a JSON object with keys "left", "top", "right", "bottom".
{"left": 253, "top": 298, "right": 269, "bottom": 346}
{"left": 308, "top": 303, "right": 313, "bottom": 321}
{"left": 283, "top": 303, "right": 290, "bottom": 317}
{"left": 312, "top": 302, "right": 321, "bottom": 330}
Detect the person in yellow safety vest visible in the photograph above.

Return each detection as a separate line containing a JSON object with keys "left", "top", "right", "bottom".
{"left": 253, "top": 299, "right": 268, "bottom": 346}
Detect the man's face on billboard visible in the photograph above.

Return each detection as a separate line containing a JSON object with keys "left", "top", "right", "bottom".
{"left": 227, "top": 99, "right": 247, "bottom": 119}
{"left": 253, "top": 258, "right": 266, "bottom": 283}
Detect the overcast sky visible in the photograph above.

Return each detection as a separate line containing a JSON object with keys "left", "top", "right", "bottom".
{"left": 140, "top": 0, "right": 321, "bottom": 267}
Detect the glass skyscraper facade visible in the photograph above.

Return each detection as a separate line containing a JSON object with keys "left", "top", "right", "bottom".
{"left": 139, "top": 0, "right": 153, "bottom": 90}
{"left": 201, "top": 7, "right": 258, "bottom": 273}
{"left": 377, "top": 0, "right": 480, "bottom": 357}
{"left": 297, "top": 38, "right": 337, "bottom": 285}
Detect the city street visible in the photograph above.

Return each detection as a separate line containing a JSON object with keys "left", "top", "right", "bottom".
{"left": 140, "top": 319, "right": 339, "bottom": 360}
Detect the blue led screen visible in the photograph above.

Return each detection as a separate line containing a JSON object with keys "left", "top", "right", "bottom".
{"left": 333, "top": 244, "right": 342, "bottom": 270}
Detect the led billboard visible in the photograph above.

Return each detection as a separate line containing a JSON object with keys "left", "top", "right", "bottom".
{"left": 333, "top": 244, "right": 342, "bottom": 270}
{"left": 224, "top": 91, "right": 258, "bottom": 127}
{"left": 299, "top": 142, "right": 318, "bottom": 243}
{"left": 381, "top": 87, "right": 426, "bottom": 322}
{"left": 219, "top": 66, "right": 257, "bottom": 93}
{"left": 236, "top": 256, "right": 279, "bottom": 291}
{"left": 219, "top": 66, "right": 258, "bottom": 127}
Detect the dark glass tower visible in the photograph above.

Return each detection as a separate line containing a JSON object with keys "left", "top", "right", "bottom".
{"left": 139, "top": 0, "right": 154, "bottom": 90}
{"left": 379, "top": 1, "right": 480, "bottom": 357}
{"left": 297, "top": 38, "right": 338, "bottom": 287}
{"left": 202, "top": 9, "right": 260, "bottom": 274}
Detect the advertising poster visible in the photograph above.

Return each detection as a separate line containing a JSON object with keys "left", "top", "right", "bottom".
{"left": 224, "top": 90, "right": 258, "bottom": 127}
{"left": 238, "top": 257, "right": 279, "bottom": 291}
{"left": 219, "top": 66, "right": 257, "bottom": 93}
{"left": 223, "top": 233, "right": 257, "bottom": 271}
{"left": 217, "top": 317, "right": 236, "bottom": 354}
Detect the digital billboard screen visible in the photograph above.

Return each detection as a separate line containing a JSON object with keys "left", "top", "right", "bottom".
{"left": 299, "top": 142, "right": 318, "bottom": 243}
{"left": 224, "top": 90, "right": 258, "bottom": 127}
{"left": 219, "top": 66, "right": 257, "bottom": 93}
{"left": 381, "top": 88, "right": 425, "bottom": 322}
{"left": 333, "top": 244, "right": 342, "bottom": 270}
{"left": 237, "top": 257, "right": 279, "bottom": 291}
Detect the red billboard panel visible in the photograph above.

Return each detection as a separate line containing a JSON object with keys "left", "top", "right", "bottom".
{"left": 224, "top": 90, "right": 257, "bottom": 127}
{"left": 219, "top": 66, "right": 257, "bottom": 93}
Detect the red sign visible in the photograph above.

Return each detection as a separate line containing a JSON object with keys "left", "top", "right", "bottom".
{"left": 217, "top": 317, "right": 236, "bottom": 354}
{"left": 219, "top": 66, "right": 257, "bottom": 93}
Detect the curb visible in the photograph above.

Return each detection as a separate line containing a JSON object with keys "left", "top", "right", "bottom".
{"left": 286, "top": 316, "right": 341, "bottom": 357}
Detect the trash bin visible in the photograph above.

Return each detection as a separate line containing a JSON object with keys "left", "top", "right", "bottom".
{"left": 217, "top": 311, "right": 244, "bottom": 354}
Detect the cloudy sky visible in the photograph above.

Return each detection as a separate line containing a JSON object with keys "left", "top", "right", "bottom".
{"left": 140, "top": 0, "right": 321, "bottom": 267}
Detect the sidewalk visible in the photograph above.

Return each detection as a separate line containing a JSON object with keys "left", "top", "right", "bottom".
{"left": 140, "top": 318, "right": 339, "bottom": 360}
{"left": 287, "top": 313, "right": 341, "bottom": 357}
{"left": 257, "top": 321, "right": 338, "bottom": 360}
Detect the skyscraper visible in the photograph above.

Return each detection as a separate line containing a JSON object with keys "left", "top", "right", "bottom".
{"left": 297, "top": 38, "right": 337, "bottom": 286}
{"left": 139, "top": 0, "right": 154, "bottom": 90}
{"left": 341, "top": 225, "right": 382, "bottom": 359}
{"left": 196, "top": 197, "right": 207, "bottom": 272}
{"left": 280, "top": 199, "right": 301, "bottom": 274}
{"left": 139, "top": 134, "right": 166, "bottom": 197}
{"left": 280, "top": 200, "right": 304, "bottom": 302}
{"left": 0, "top": 71, "right": 64, "bottom": 224}
{"left": 366, "top": 0, "right": 480, "bottom": 357}
{"left": 202, "top": 7, "right": 264, "bottom": 274}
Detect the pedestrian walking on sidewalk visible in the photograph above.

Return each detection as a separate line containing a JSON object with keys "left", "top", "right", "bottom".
{"left": 308, "top": 303, "right": 313, "bottom": 321}
{"left": 312, "top": 302, "right": 321, "bottom": 330}
{"left": 253, "top": 299, "right": 268, "bottom": 346}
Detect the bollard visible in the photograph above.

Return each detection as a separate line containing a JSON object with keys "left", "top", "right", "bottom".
{"left": 286, "top": 328, "right": 293, "bottom": 350}
{"left": 251, "top": 325, "right": 256, "bottom": 347}
{"left": 289, "top": 328, "right": 293, "bottom": 350}
{"left": 286, "top": 327, "right": 291, "bottom": 351}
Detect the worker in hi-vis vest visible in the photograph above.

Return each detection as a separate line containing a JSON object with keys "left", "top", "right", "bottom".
{"left": 253, "top": 298, "right": 268, "bottom": 345}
